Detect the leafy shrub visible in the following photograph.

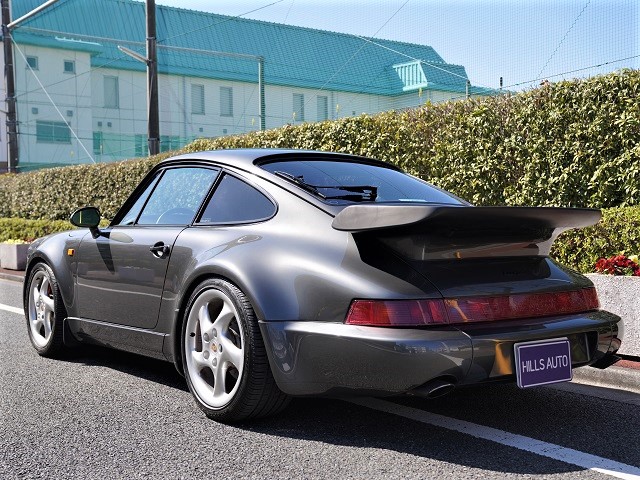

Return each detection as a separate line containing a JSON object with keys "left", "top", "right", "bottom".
{"left": 0, "top": 218, "right": 74, "bottom": 242}
{"left": 186, "top": 69, "right": 640, "bottom": 208}
{"left": 550, "top": 207, "right": 640, "bottom": 273}
{"left": 0, "top": 154, "right": 169, "bottom": 221}
{"left": 1, "top": 70, "right": 639, "bottom": 221}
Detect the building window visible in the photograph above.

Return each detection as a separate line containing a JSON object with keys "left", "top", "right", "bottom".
{"left": 37, "top": 121, "right": 71, "bottom": 144}
{"left": 160, "top": 135, "right": 182, "bottom": 153}
{"left": 293, "top": 93, "right": 304, "bottom": 122}
{"left": 220, "top": 87, "right": 233, "bottom": 117}
{"left": 104, "top": 76, "right": 119, "bottom": 109}
{"left": 191, "top": 84, "right": 205, "bottom": 115}
{"left": 26, "top": 56, "right": 38, "bottom": 70}
{"left": 317, "top": 96, "right": 328, "bottom": 121}
{"left": 135, "top": 134, "right": 147, "bottom": 157}
{"left": 93, "top": 131, "right": 103, "bottom": 155}
{"left": 63, "top": 60, "right": 75, "bottom": 74}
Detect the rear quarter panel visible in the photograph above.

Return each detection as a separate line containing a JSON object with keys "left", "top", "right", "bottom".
{"left": 156, "top": 178, "right": 442, "bottom": 349}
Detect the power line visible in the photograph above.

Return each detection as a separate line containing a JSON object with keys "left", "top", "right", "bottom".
{"left": 535, "top": 0, "right": 591, "bottom": 82}
{"left": 505, "top": 54, "right": 640, "bottom": 90}
{"left": 283, "top": 0, "right": 295, "bottom": 24}
{"left": 158, "top": 0, "right": 286, "bottom": 44}
{"left": 302, "top": 0, "right": 411, "bottom": 110}
{"left": 11, "top": 35, "right": 95, "bottom": 163}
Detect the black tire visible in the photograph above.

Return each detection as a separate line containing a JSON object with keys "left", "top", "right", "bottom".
{"left": 181, "top": 278, "right": 290, "bottom": 422}
{"left": 24, "top": 263, "right": 67, "bottom": 357}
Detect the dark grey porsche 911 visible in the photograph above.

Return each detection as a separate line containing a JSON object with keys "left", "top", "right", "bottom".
{"left": 24, "top": 149, "right": 623, "bottom": 422}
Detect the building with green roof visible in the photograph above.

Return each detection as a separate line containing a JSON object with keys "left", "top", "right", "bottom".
{"left": 1, "top": 0, "right": 493, "bottom": 170}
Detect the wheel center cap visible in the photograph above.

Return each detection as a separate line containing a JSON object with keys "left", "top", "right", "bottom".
{"left": 211, "top": 344, "right": 218, "bottom": 353}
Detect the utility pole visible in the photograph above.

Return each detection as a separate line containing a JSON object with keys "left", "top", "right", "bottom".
{"left": 1, "top": 0, "right": 61, "bottom": 173}
{"left": 2, "top": 0, "right": 18, "bottom": 173}
{"left": 258, "top": 57, "right": 265, "bottom": 131}
{"left": 146, "top": 0, "right": 159, "bottom": 155}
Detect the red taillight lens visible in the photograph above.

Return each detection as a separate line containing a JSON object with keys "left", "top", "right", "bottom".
{"left": 346, "top": 299, "right": 448, "bottom": 326}
{"left": 345, "top": 288, "right": 599, "bottom": 327}
{"left": 444, "top": 287, "right": 600, "bottom": 324}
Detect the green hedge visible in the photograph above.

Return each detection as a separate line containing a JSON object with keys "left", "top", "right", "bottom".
{"left": 1, "top": 70, "right": 639, "bottom": 222}
{"left": 0, "top": 154, "right": 170, "bottom": 221}
{"left": 183, "top": 69, "right": 640, "bottom": 208}
{"left": 550, "top": 207, "right": 640, "bottom": 273}
{"left": 0, "top": 218, "right": 74, "bottom": 242}
{"left": 1, "top": 70, "right": 640, "bottom": 223}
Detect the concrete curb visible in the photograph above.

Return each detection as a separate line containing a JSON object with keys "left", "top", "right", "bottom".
{"left": 586, "top": 274, "right": 640, "bottom": 358}
{"left": 0, "top": 270, "right": 24, "bottom": 283}
{"left": 572, "top": 364, "right": 640, "bottom": 395}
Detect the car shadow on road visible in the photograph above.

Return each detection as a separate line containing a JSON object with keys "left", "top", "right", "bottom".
{"left": 55, "top": 347, "right": 640, "bottom": 476}
{"left": 243, "top": 384, "right": 640, "bottom": 476}
{"left": 59, "top": 344, "right": 189, "bottom": 392}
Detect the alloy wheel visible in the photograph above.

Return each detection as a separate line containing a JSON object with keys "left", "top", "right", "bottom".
{"left": 184, "top": 288, "right": 245, "bottom": 409}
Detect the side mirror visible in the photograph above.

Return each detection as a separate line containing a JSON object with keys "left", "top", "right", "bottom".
{"left": 70, "top": 206, "right": 101, "bottom": 237}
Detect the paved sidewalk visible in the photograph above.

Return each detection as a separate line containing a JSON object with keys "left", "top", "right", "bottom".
{"left": 572, "top": 359, "right": 640, "bottom": 395}
{"left": 0, "top": 267, "right": 24, "bottom": 282}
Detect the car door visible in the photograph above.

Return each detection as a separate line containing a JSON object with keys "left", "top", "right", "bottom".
{"left": 75, "top": 166, "right": 219, "bottom": 329}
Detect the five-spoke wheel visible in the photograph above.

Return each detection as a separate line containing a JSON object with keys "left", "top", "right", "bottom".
{"left": 182, "top": 279, "right": 289, "bottom": 422}
{"left": 25, "top": 263, "right": 66, "bottom": 356}
{"left": 184, "top": 287, "right": 245, "bottom": 408}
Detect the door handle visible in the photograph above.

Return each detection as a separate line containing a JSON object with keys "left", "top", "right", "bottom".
{"left": 150, "top": 242, "right": 170, "bottom": 259}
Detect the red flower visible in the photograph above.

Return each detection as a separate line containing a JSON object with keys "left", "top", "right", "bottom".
{"left": 595, "top": 254, "right": 640, "bottom": 276}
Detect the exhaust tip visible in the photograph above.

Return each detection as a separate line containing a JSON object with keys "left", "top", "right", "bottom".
{"left": 410, "top": 378, "right": 456, "bottom": 399}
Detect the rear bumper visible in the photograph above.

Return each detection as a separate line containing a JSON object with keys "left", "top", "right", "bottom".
{"left": 259, "top": 310, "right": 623, "bottom": 396}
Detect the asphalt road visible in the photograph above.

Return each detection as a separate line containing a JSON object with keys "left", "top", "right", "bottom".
{"left": 1, "top": 278, "right": 639, "bottom": 480}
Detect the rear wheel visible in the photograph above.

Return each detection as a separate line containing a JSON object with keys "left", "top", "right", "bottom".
{"left": 182, "top": 278, "right": 289, "bottom": 422}
{"left": 25, "top": 263, "right": 66, "bottom": 357}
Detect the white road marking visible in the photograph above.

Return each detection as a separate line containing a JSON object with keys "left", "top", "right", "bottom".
{"left": 0, "top": 303, "right": 23, "bottom": 315}
{"left": 349, "top": 397, "right": 640, "bottom": 480}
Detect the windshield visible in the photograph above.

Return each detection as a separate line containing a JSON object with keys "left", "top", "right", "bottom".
{"left": 262, "top": 159, "right": 463, "bottom": 205}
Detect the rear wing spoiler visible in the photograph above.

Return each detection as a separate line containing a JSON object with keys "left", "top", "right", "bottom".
{"left": 332, "top": 205, "right": 601, "bottom": 233}
{"left": 332, "top": 205, "right": 600, "bottom": 259}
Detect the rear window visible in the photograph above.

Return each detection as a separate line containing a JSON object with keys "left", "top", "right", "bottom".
{"left": 261, "top": 159, "right": 462, "bottom": 205}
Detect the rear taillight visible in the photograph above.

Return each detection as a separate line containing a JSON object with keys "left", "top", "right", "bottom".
{"left": 345, "top": 287, "right": 599, "bottom": 327}
{"left": 345, "top": 299, "right": 448, "bottom": 326}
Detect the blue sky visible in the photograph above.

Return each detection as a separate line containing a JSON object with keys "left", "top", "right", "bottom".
{"left": 157, "top": 0, "right": 639, "bottom": 91}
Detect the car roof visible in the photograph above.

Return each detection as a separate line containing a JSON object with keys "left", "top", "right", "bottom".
{"left": 159, "top": 148, "right": 400, "bottom": 176}
{"left": 154, "top": 149, "right": 409, "bottom": 216}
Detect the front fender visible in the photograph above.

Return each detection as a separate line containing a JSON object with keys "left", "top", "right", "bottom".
{"left": 23, "top": 230, "right": 87, "bottom": 315}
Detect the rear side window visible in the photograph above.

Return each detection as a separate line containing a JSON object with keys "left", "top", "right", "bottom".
{"left": 261, "top": 159, "right": 462, "bottom": 205}
{"left": 198, "top": 174, "right": 275, "bottom": 224}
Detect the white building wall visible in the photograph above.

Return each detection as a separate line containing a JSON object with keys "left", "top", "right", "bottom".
{"left": 10, "top": 43, "right": 467, "bottom": 166}
{"left": 15, "top": 45, "right": 93, "bottom": 166}
{"left": 91, "top": 67, "right": 146, "bottom": 160}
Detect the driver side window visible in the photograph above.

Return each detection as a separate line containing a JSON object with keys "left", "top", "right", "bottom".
{"left": 117, "top": 174, "right": 161, "bottom": 226}
{"left": 138, "top": 167, "right": 219, "bottom": 225}
{"left": 118, "top": 167, "right": 219, "bottom": 226}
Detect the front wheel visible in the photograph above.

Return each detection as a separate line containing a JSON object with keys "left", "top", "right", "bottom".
{"left": 181, "top": 278, "right": 289, "bottom": 422}
{"left": 25, "top": 263, "right": 67, "bottom": 357}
